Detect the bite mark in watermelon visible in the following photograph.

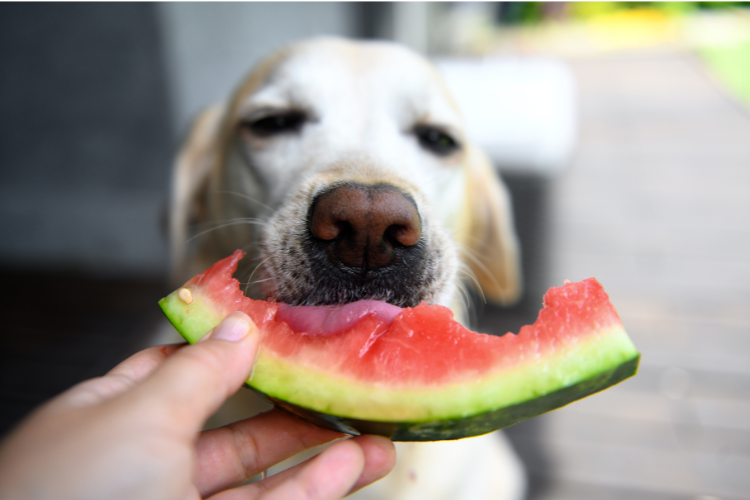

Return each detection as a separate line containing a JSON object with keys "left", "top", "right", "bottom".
{"left": 159, "top": 250, "right": 639, "bottom": 441}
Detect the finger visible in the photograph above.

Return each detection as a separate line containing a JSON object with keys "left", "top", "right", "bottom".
{"left": 125, "top": 312, "right": 260, "bottom": 435}
{"left": 195, "top": 409, "right": 345, "bottom": 497}
{"left": 107, "top": 343, "right": 182, "bottom": 382}
{"left": 255, "top": 435, "right": 395, "bottom": 498}
{"left": 208, "top": 439, "right": 365, "bottom": 500}
{"left": 46, "top": 345, "right": 184, "bottom": 411}
{"left": 346, "top": 435, "right": 396, "bottom": 495}
{"left": 261, "top": 440, "right": 364, "bottom": 500}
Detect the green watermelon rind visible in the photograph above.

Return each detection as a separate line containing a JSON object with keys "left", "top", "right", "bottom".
{"left": 159, "top": 285, "right": 640, "bottom": 441}
{"left": 264, "top": 355, "right": 640, "bottom": 441}
{"left": 159, "top": 292, "right": 225, "bottom": 343}
{"left": 247, "top": 325, "right": 637, "bottom": 422}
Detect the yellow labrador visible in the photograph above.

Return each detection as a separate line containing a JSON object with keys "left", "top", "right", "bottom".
{"left": 169, "top": 37, "right": 526, "bottom": 500}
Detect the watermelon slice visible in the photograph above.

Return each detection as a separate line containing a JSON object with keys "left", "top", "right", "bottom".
{"left": 159, "top": 250, "right": 639, "bottom": 441}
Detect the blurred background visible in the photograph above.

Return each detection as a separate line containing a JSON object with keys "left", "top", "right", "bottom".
{"left": 1, "top": 2, "right": 749, "bottom": 499}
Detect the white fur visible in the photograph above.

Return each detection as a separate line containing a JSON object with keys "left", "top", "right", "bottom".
{"left": 171, "top": 37, "right": 526, "bottom": 500}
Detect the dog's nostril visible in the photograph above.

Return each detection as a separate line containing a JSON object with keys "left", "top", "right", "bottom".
{"left": 309, "top": 184, "right": 421, "bottom": 271}
{"left": 388, "top": 223, "right": 421, "bottom": 247}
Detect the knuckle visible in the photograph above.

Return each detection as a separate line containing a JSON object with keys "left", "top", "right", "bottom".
{"left": 228, "top": 424, "right": 263, "bottom": 480}
{"left": 182, "top": 343, "right": 230, "bottom": 376}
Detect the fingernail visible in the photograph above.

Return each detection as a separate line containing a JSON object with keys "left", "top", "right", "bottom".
{"left": 211, "top": 312, "right": 253, "bottom": 342}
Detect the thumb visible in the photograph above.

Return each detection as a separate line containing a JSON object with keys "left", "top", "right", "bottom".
{"left": 128, "top": 312, "right": 260, "bottom": 433}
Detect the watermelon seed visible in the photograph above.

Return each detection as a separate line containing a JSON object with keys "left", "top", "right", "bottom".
{"left": 178, "top": 288, "right": 194, "bottom": 305}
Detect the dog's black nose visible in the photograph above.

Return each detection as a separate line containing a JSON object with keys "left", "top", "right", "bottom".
{"left": 310, "top": 184, "right": 422, "bottom": 272}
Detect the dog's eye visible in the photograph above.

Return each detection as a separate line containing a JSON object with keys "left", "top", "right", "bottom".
{"left": 243, "top": 112, "right": 306, "bottom": 137}
{"left": 414, "top": 126, "right": 460, "bottom": 156}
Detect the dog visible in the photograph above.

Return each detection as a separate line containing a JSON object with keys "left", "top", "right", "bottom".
{"left": 168, "top": 37, "right": 526, "bottom": 500}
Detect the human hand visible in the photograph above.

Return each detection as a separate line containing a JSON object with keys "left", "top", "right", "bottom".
{"left": 0, "top": 312, "right": 395, "bottom": 500}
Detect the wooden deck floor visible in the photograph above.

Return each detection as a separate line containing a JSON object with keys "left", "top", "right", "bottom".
{"left": 506, "top": 50, "right": 750, "bottom": 500}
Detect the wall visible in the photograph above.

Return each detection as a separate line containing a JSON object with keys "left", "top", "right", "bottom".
{"left": 0, "top": 3, "right": 359, "bottom": 278}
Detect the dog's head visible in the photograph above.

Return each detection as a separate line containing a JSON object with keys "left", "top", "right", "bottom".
{"left": 171, "top": 37, "right": 521, "bottom": 318}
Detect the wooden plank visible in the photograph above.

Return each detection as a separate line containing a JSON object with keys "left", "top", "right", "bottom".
{"left": 512, "top": 50, "right": 750, "bottom": 500}
{"left": 557, "top": 386, "right": 750, "bottom": 432}
{"left": 538, "top": 439, "right": 750, "bottom": 498}
{"left": 536, "top": 479, "right": 693, "bottom": 500}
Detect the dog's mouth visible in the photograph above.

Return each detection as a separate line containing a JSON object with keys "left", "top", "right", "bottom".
{"left": 257, "top": 181, "right": 456, "bottom": 320}
{"left": 276, "top": 299, "right": 403, "bottom": 336}
{"left": 259, "top": 182, "right": 440, "bottom": 310}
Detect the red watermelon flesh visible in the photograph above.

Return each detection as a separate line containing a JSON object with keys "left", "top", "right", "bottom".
{"left": 160, "top": 250, "right": 639, "bottom": 441}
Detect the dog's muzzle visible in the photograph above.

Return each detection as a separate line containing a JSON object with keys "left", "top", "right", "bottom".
{"left": 309, "top": 183, "right": 422, "bottom": 274}
{"left": 284, "top": 182, "right": 429, "bottom": 307}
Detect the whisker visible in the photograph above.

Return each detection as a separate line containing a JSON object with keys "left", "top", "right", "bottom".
{"left": 454, "top": 279, "right": 471, "bottom": 312}
{"left": 457, "top": 263, "right": 485, "bottom": 304}
{"left": 454, "top": 279, "right": 481, "bottom": 328}
{"left": 215, "top": 190, "right": 276, "bottom": 213}
{"left": 244, "top": 256, "right": 273, "bottom": 295}
{"left": 457, "top": 244, "right": 504, "bottom": 297}
{"left": 245, "top": 277, "right": 274, "bottom": 284}
{"left": 186, "top": 218, "right": 271, "bottom": 244}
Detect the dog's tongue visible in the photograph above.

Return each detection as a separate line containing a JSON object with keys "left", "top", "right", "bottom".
{"left": 276, "top": 299, "right": 403, "bottom": 336}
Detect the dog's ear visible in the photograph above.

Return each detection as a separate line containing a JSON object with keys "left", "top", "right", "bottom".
{"left": 461, "top": 145, "right": 523, "bottom": 305}
{"left": 169, "top": 105, "right": 224, "bottom": 284}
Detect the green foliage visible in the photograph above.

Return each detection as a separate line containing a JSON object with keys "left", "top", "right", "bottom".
{"left": 497, "top": 2, "right": 544, "bottom": 25}
{"left": 699, "top": 40, "right": 750, "bottom": 108}
{"left": 569, "top": 1, "right": 749, "bottom": 20}
{"left": 493, "top": 1, "right": 748, "bottom": 26}
{"left": 569, "top": 1, "right": 628, "bottom": 19}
